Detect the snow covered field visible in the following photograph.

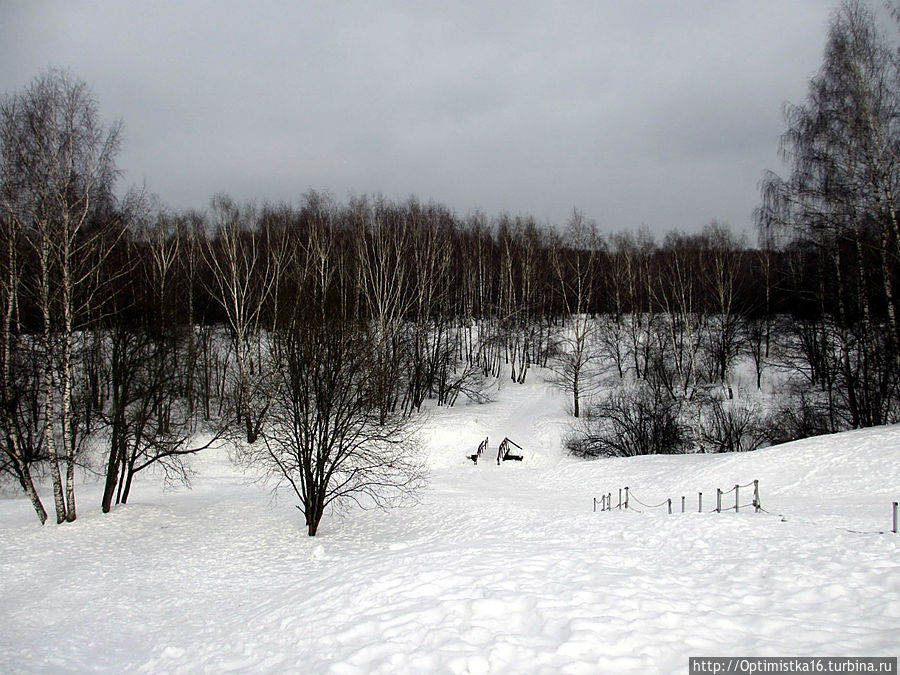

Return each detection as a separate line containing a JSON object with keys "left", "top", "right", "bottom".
{"left": 1, "top": 375, "right": 898, "bottom": 673}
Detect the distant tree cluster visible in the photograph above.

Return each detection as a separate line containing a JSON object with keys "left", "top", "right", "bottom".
{"left": 2, "top": 1, "right": 899, "bottom": 531}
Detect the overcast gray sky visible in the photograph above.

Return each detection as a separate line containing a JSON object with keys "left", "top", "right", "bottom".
{"left": 0, "top": 1, "right": 851, "bottom": 234}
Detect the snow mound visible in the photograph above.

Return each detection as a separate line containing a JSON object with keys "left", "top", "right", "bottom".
{"left": 1, "top": 378, "right": 898, "bottom": 673}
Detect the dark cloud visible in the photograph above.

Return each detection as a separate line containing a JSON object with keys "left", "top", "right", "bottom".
{"left": 0, "top": 0, "right": 839, "bottom": 233}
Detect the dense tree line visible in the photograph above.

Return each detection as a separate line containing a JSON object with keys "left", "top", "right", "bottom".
{"left": 2, "top": 1, "right": 899, "bottom": 531}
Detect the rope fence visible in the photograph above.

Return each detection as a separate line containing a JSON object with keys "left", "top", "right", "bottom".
{"left": 593, "top": 480, "right": 761, "bottom": 516}
{"left": 593, "top": 487, "right": 900, "bottom": 535}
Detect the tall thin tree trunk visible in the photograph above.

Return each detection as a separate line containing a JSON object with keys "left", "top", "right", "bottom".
{"left": 61, "top": 221, "right": 77, "bottom": 522}
{"left": 40, "top": 230, "right": 66, "bottom": 524}
{"left": 1, "top": 228, "right": 47, "bottom": 524}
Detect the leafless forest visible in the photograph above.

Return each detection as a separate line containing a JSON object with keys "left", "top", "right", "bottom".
{"left": 2, "top": 1, "right": 899, "bottom": 534}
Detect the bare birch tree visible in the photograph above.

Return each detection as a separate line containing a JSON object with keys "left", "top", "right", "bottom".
{"left": 0, "top": 69, "right": 120, "bottom": 523}
{"left": 0, "top": 184, "right": 46, "bottom": 522}
{"left": 204, "top": 196, "right": 285, "bottom": 443}
{"left": 550, "top": 210, "right": 601, "bottom": 417}
{"left": 759, "top": 0, "right": 900, "bottom": 426}
{"left": 352, "top": 197, "right": 414, "bottom": 422}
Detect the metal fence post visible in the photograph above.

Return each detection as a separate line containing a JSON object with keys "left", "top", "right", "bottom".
{"left": 681, "top": 496, "right": 685, "bottom": 513}
{"left": 698, "top": 491, "right": 702, "bottom": 513}
{"left": 618, "top": 488, "right": 622, "bottom": 510}
{"left": 893, "top": 502, "right": 898, "bottom": 534}
{"left": 667, "top": 498, "right": 672, "bottom": 515}
{"left": 625, "top": 487, "right": 629, "bottom": 510}
{"left": 735, "top": 484, "right": 740, "bottom": 513}
{"left": 716, "top": 488, "right": 721, "bottom": 513}
{"left": 754, "top": 480, "right": 760, "bottom": 513}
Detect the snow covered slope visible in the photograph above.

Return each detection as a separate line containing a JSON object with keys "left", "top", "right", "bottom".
{"left": 1, "top": 376, "right": 898, "bottom": 673}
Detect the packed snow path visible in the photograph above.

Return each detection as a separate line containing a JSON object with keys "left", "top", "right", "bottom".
{"left": 1, "top": 380, "right": 898, "bottom": 673}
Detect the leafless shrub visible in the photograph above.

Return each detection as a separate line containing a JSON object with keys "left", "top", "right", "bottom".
{"left": 700, "top": 398, "right": 767, "bottom": 453}
{"left": 565, "top": 383, "right": 686, "bottom": 458}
